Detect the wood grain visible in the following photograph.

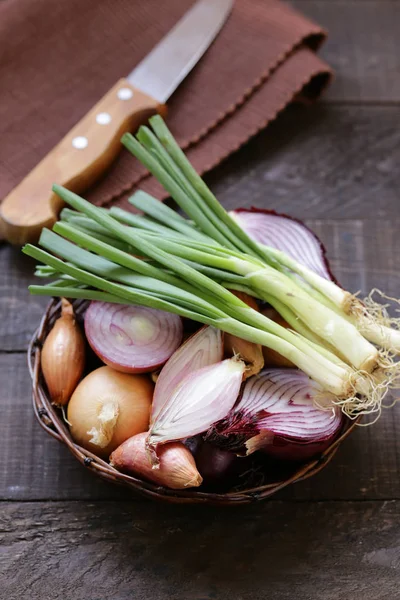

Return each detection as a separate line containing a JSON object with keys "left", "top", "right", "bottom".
{"left": 208, "top": 105, "right": 400, "bottom": 220}
{"left": 291, "top": 0, "right": 400, "bottom": 102}
{"left": 1, "top": 500, "right": 399, "bottom": 600}
{"left": 2, "top": 220, "right": 399, "bottom": 501}
{"left": 0, "top": 246, "right": 47, "bottom": 351}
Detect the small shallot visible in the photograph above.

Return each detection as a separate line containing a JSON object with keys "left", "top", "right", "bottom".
{"left": 41, "top": 298, "right": 85, "bottom": 406}
{"left": 224, "top": 291, "right": 264, "bottom": 378}
{"left": 110, "top": 432, "right": 202, "bottom": 489}
{"left": 193, "top": 440, "right": 238, "bottom": 486}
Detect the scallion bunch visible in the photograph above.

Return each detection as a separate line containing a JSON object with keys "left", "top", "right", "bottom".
{"left": 25, "top": 116, "right": 400, "bottom": 421}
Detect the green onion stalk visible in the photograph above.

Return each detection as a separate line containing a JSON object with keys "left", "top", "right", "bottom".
{"left": 24, "top": 117, "right": 400, "bottom": 420}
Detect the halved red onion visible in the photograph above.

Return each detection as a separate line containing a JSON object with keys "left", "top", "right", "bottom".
{"left": 84, "top": 302, "right": 183, "bottom": 374}
{"left": 207, "top": 368, "right": 343, "bottom": 461}
{"left": 147, "top": 357, "right": 246, "bottom": 465}
{"left": 151, "top": 326, "right": 223, "bottom": 422}
{"left": 230, "top": 208, "right": 334, "bottom": 280}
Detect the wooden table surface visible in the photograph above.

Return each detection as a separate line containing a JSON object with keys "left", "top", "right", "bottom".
{"left": 1, "top": 2, "right": 400, "bottom": 599}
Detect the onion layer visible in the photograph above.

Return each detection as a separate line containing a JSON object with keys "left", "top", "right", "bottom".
{"left": 148, "top": 357, "right": 246, "bottom": 464}
{"left": 151, "top": 326, "right": 223, "bottom": 422}
{"left": 84, "top": 301, "right": 183, "bottom": 373}
{"left": 207, "top": 368, "right": 343, "bottom": 461}
{"left": 230, "top": 208, "right": 333, "bottom": 280}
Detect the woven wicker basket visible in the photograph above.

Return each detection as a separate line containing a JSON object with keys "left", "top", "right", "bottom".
{"left": 29, "top": 298, "right": 358, "bottom": 505}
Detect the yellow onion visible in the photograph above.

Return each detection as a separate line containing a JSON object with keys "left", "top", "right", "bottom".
{"left": 41, "top": 298, "right": 85, "bottom": 406}
{"left": 110, "top": 432, "right": 202, "bottom": 489}
{"left": 225, "top": 291, "right": 264, "bottom": 378}
{"left": 67, "top": 366, "right": 153, "bottom": 457}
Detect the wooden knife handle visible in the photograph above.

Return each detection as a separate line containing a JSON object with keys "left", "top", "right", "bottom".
{"left": 0, "top": 78, "right": 166, "bottom": 245}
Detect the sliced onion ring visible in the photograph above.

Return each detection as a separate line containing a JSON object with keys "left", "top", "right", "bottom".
{"left": 84, "top": 301, "right": 183, "bottom": 374}
{"left": 151, "top": 326, "right": 223, "bottom": 423}
{"left": 230, "top": 208, "right": 334, "bottom": 281}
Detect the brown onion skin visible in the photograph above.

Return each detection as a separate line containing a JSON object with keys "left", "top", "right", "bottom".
{"left": 225, "top": 291, "right": 264, "bottom": 378}
{"left": 41, "top": 298, "right": 85, "bottom": 406}
{"left": 261, "top": 308, "right": 294, "bottom": 368}
{"left": 110, "top": 433, "right": 202, "bottom": 490}
{"left": 67, "top": 367, "right": 153, "bottom": 458}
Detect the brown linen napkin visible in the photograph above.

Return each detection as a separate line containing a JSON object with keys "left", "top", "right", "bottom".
{"left": 0, "top": 0, "right": 331, "bottom": 210}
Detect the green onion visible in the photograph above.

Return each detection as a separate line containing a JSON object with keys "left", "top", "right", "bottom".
{"left": 24, "top": 116, "right": 400, "bottom": 420}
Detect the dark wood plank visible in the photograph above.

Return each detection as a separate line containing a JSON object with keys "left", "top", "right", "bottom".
{"left": 0, "top": 500, "right": 399, "bottom": 599}
{"left": 208, "top": 104, "right": 400, "bottom": 220}
{"left": 0, "top": 245, "right": 47, "bottom": 351}
{"left": 0, "top": 352, "right": 124, "bottom": 501}
{"left": 2, "top": 219, "right": 399, "bottom": 501}
{"left": 291, "top": 0, "right": 400, "bottom": 102}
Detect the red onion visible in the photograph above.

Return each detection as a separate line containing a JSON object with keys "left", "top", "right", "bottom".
{"left": 230, "top": 208, "right": 334, "bottom": 281}
{"left": 84, "top": 302, "right": 183, "bottom": 374}
{"left": 207, "top": 368, "right": 343, "bottom": 461}
{"left": 151, "top": 326, "right": 223, "bottom": 422}
{"left": 193, "top": 440, "right": 238, "bottom": 486}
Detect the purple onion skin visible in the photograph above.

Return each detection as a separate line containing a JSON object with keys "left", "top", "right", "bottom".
{"left": 261, "top": 434, "right": 337, "bottom": 462}
{"left": 194, "top": 441, "right": 238, "bottom": 487}
{"left": 183, "top": 436, "right": 202, "bottom": 455}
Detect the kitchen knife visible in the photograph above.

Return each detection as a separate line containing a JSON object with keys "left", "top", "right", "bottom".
{"left": 0, "top": 0, "right": 233, "bottom": 245}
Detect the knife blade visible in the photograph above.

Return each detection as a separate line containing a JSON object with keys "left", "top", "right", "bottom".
{"left": 0, "top": 0, "right": 234, "bottom": 245}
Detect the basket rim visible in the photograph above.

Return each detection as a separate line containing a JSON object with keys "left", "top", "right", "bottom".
{"left": 28, "top": 297, "right": 360, "bottom": 505}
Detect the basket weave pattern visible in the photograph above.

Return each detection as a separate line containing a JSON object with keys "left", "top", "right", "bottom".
{"left": 29, "top": 298, "right": 359, "bottom": 505}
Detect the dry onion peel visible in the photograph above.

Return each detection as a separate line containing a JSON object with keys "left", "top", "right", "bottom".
{"left": 41, "top": 298, "right": 85, "bottom": 406}
{"left": 224, "top": 291, "right": 264, "bottom": 378}
{"left": 148, "top": 357, "right": 246, "bottom": 466}
{"left": 110, "top": 432, "right": 202, "bottom": 489}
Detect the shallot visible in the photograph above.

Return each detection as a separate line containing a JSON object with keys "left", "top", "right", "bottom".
{"left": 224, "top": 291, "right": 264, "bottom": 378}
{"left": 110, "top": 432, "right": 202, "bottom": 489}
{"left": 41, "top": 298, "right": 85, "bottom": 406}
